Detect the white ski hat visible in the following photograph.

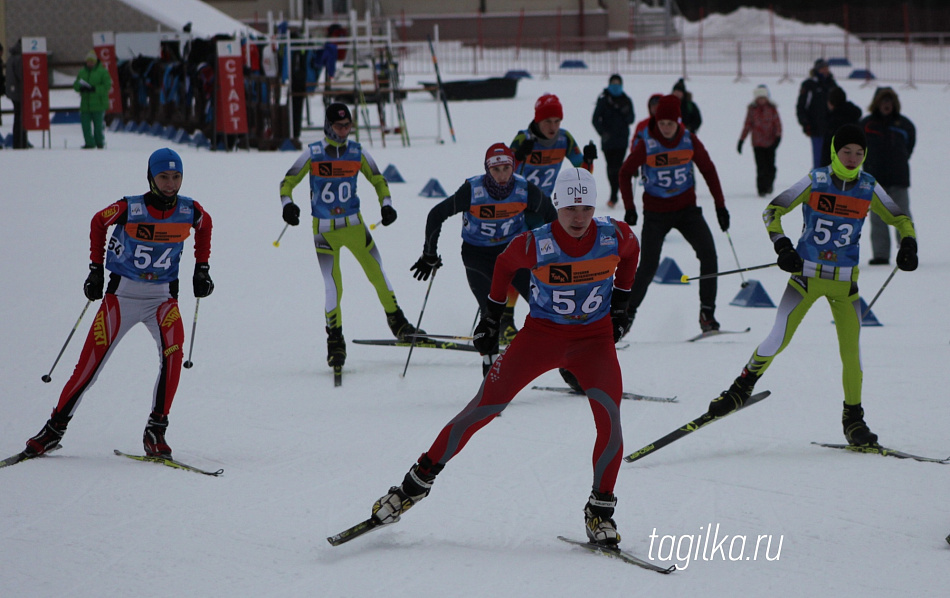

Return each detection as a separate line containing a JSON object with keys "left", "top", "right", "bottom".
{"left": 551, "top": 168, "right": 597, "bottom": 210}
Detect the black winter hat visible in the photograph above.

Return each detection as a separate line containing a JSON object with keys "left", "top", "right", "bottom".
{"left": 828, "top": 86, "right": 846, "bottom": 108}
{"left": 325, "top": 102, "right": 352, "bottom": 124}
{"left": 831, "top": 124, "right": 867, "bottom": 152}
{"left": 672, "top": 78, "right": 686, "bottom": 93}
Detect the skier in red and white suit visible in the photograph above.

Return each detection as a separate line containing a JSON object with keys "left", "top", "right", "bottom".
{"left": 368, "top": 168, "right": 640, "bottom": 548}
{"left": 22, "top": 148, "right": 213, "bottom": 459}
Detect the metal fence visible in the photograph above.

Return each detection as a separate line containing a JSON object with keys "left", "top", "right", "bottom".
{"left": 388, "top": 34, "right": 950, "bottom": 87}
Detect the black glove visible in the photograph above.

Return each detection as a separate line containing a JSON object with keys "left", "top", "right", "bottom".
{"left": 513, "top": 138, "right": 535, "bottom": 162}
{"left": 773, "top": 135, "right": 781, "bottom": 149}
{"left": 282, "top": 202, "right": 300, "bottom": 226}
{"left": 472, "top": 300, "right": 504, "bottom": 355}
{"left": 896, "top": 237, "right": 918, "bottom": 272}
{"left": 380, "top": 205, "right": 397, "bottom": 226}
{"left": 623, "top": 208, "right": 638, "bottom": 226}
{"left": 193, "top": 263, "right": 214, "bottom": 298}
{"left": 83, "top": 263, "right": 104, "bottom": 301}
{"left": 802, "top": 125, "right": 812, "bottom": 137}
{"left": 78, "top": 80, "right": 94, "bottom": 92}
{"left": 410, "top": 253, "right": 442, "bottom": 281}
{"left": 716, "top": 206, "right": 730, "bottom": 232}
{"left": 610, "top": 289, "right": 632, "bottom": 342}
{"left": 737, "top": 139, "right": 744, "bottom": 154}
{"left": 583, "top": 141, "right": 598, "bottom": 163}
{"left": 774, "top": 237, "right": 803, "bottom": 273}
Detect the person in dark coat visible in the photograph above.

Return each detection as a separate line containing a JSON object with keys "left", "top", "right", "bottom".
{"left": 0, "top": 42, "right": 6, "bottom": 129}
{"left": 796, "top": 58, "right": 837, "bottom": 168}
{"left": 861, "top": 87, "right": 916, "bottom": 265}
{"left": 819, "top": 86, "right": 861, "bottom": 167}
{"left": 591, "top": 74, "right": 635, "bottom": 207}
{"left": 4, "top": 39, "right": 28, "bottom": 149}
{"left": 671, "top": 78, "right": 702, "bottom": 133}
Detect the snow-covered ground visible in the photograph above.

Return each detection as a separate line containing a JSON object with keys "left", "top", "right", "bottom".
{"left": 2, "top": 12, "right": 949, "bottom": 598}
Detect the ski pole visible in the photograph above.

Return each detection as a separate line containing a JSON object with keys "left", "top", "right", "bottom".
{"left": 42, "top": 300, "right": 92, "bottom": 383}
{"left": 273, "top": 223, "right": 289, "bottom": 247}
{"left": 426, "top": 35, "right": 456, "bottom": 143}
{"left": 402, "top": 270, "right": 437, "bottom": 377}
{"left": 681, "top": 263, "right": 776, "bottom": 283}
{"left": 368, "top": 220, "right": 383, "bottom": 230}
{"left": 724, "top": 232, "right": 749, "bottom": 287}
{"left": 862, "top": 265, "right": 899, "bottom": 319}
{"left": 183, "top": 298, "right": 200, "bottom": 369}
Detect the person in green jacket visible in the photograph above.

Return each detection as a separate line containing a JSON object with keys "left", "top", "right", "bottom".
{"left": 73, "top": 50, "right": 112, "bottom": 149}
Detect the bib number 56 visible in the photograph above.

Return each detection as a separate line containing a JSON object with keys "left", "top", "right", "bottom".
{"left": 552, "top": 287, "right": 604, "bottom": 315}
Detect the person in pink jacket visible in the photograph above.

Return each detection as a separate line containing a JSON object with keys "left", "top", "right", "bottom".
{"left": 737, "top": 84, "right": 782, "bottom": 197}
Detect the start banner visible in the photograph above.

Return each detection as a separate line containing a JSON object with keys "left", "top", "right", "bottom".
{"left": 215, "top": 40, "right": 248, "bottom": 134}
{"left": 21, "top": 37, "right": 50, "bottom": 131}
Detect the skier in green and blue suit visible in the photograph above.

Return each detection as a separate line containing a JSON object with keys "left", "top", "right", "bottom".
{"left": 706, "top": 124, "right": 917, "bottom": 447}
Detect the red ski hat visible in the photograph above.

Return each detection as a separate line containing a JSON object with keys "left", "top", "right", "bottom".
{"left": 654, "top": 95, "right": 681, "bottom": 122}
{"left": 484, "top": 143, "right": 514, "bottom": 169}
{"left": 534, "top": 93, "right": 563, "bottom": 123}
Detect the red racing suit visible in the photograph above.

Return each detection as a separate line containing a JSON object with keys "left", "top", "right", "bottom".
{"left": 421, "top": 217, "right": 639, "bottom": 493}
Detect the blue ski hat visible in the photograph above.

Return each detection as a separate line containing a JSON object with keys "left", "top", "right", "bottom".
{"left": 148, "top": 148, "right": 183, "bottom": 178}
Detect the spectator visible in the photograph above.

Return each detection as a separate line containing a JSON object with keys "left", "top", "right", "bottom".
{"left": 591, "top": 74, "right": 635, "bottom": 207}
{"left": 0, "top": 42, "right": 5, "bottom": 132}
{"left": 819, "top": 86, "right": 861, "bottom": 167}
{"left": 5, "top": 39, "right": 27, "bottom": 149}
{"left": 797, "top": 58, "right": 837, "bottom": 168}
{"left": 861, "top": 87, "right": 916, "bottom": 265}
{"left": 73, "top": 50, "right": 112, "bottom": 149}
{"left": 737, "top": 84, "right": 782, "bottom": 197}
{"left": 671, "top": 78, "right": 702, "bottom": 133}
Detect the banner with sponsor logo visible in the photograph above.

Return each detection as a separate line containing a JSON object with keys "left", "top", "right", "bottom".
{"left": 215, "top": 40, "right": 248, "bottom": 134}
{"left": 21, "top": 37, "right": 50, "bottom": 131}
{"left": 93, "top": 32, "right": 123, "bottom": 115}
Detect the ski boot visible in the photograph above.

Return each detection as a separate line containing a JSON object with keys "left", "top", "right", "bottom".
{"left": 386, "top": 308, "right": 426, "bottom": 341}
{"left": 708, "top": 370, "right": 757, "bottom": 417}
{"left": 699, "top": 307, "right": 720, "bottom": 333}
{"left": 24, "top": 416, "right": 70, "bottom": 457}
{"left": 372, "top": 455, "right": 444, "bottom": 525}
{"left": 559, "top": 368, "right": 584, "bottom": 394}
{"left": 144, "top": 412, "right": 172, "bottom": 457}
{"left": 842, "top": 402, "right": 879, "bottom": 446}
{"left": 584, "top": 490, "right": 621, "bottom": 547}
{"left": 327, "top": 326, "right": 346, "bottom": 367}
{"left": 499, "top": 306, "right": 518, "bottom": 345}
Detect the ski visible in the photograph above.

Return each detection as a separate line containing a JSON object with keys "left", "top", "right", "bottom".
{"left": 334, "top": 366, "right": 342, "bottom": 387}
{"left": 531, "top": 386, "right": 678, "bottom": 404}
{"left": 811, "top": 442, "right": 950, "bottom": 464}
{"left": 687, "top": 327, "right": 751, "bottom": 342}
{"left": 557, "top": 536, "right": 675, "bottom": 573}
{"left": 0, "top": 444, "right": 61, "bottom": 469}
{"left": 353, "top": 338, "right": 478, "bottom": 352}
{"left": 623, "top": 391, "right": 772, "bottom": 463}
{"left": 113, "top": 450, "right": 224, "bottom": 476}
{"left": 327, "top": 517, "right": 388, "bottom": 546}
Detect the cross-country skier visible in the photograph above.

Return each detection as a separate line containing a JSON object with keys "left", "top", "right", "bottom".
{"left": 366, "top": 168, "right": 640, "bottom": 547}
{"left": 706, "top": 124, "right": 917, "bottom": 447}
{"left": 278, "top": 102, "right": 422, "bottom": 370}
{"left": 409, "top": 143, "right": 556, "bottom": 374}
{"left": 23, "top": 148, "right": 214, "bottom": 458}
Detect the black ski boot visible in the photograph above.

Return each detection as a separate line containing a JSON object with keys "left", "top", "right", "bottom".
{"left": 144, "top": 412, "right": 171, "bottom": 457}
{"left": 708, "top": 369, "right": 757, "bottom": 417}
{"left": 386, "top": 308, "right": 425, "bottom": 341}
{"left": 699, "top": 307, "right": 720, "bottom": 333}
{"left": 24, "top": 415, "right": 70, "bottom": 457}
{"left": 327, "top": 326, "right": 346, "bottom": 367}
{"left": 842, "top": 402, "right": 878, "bottom": 446}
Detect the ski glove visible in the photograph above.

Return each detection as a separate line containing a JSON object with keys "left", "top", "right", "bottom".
{"left": 736, "top": 139, "right": 744, "bottom": 154}
{"left": 773, "top": 136, "right": 781, "bottom": 149}
{"left": 410, "top": 253, "right": 442, "bottom": 281}
{"left": 472, "top": 300, "right": 505, "bottom": 355}
{"left": 623, "top": 208, "right": 638, "bottom": 226}
{"left": 380, "top": 205, "right": 398, "bottom": 226}
{"left": 83, "top": 263, "right": 104, "bottom": 301}
{"left": 282, "top": 202, "right": 300, "bottom": 226}
{"left": 513, "top": 138, "right": 535, "bottom": 163}
{"left": 193, "top": 263, "right": 214, "bottom": 298}
{"left": 774, "top": 237, "right": 803, "bottom": 273}
{"left": 583, "top": 141, "right": 598, "bottom": 163}
{"left": 896, "top": 237, "right": 918, "bottom": 271}
{"left": 610, "top": 289, "right": 632, "bottom": 343}
{"left": 716, "top": 206, "right": 730, "bottom": 232}
{"left": 78, "top": 80, "right": 94, "bottom": 92}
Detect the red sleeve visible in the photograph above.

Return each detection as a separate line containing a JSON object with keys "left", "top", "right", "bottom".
{"left": 690, "top": 135, "right": 726, "bottom": 209}
{"left": 618, "top": 142, "right": 646, "bottom": 210}
{"left": 89, "top": 200, "right": 128, "bottom": 264}
{"left": 192, "top": 200, "right": 213, "bottom": 263}
{"left": 488, "top": 232, "right": 537, "bottom": 304}
{"left": 612, "top": 220, "right": 640, "bottom": 292}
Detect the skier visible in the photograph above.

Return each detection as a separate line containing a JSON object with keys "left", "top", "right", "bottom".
{"left": 618, "top": 94, "right": 731, "bottom": 335}
{"left": 278, "top": 103, "right": 422, "bottom": 370}
{"left": 367, "top": 168, "right": 640, "bottom": 547}
{"left": 410, "top": 143, "right": 556, "bottom": 374}
{"left": 706, "top": 124, "right": 917, "bottom": 447}
{"left": 23, "top": 148, "right": 214, "bottom": 458}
